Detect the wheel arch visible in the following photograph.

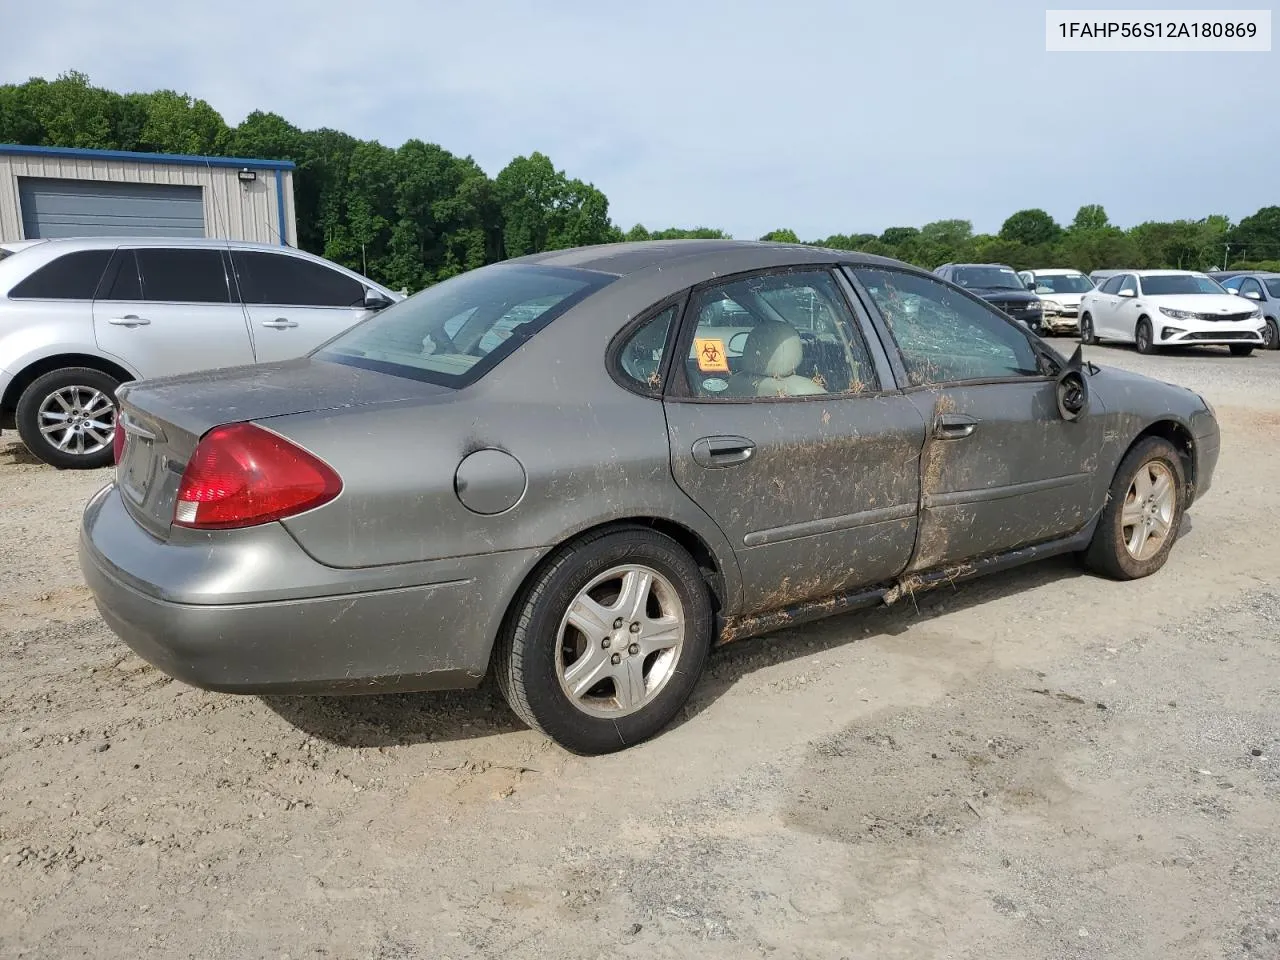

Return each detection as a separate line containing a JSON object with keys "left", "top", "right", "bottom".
{"left": 1, "top": 353, "right": 135, "bottom": 426}
{"left": 1126, "top": 418, "right": 1197, "bottom": 494}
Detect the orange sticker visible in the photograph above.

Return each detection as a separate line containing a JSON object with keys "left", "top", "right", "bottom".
{"left": 694, "top": 337, "right": 730, "bottom": 373}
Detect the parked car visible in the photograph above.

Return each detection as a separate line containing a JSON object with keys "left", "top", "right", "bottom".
{"left": 1016, "top": 268, "right": 1095, "bottom": 335}
{"left": 81, "top": 240, "right": 1220, "bottom": 755}
{"left": 0, "top": 237, "right": 402, "bottom": 468}
{"left": 1078, "top": 270, "right": 1267, "bottom": 355}
{"left": 1216, "top": 272, "right": 1280, "bottom": 350}
{"left": 934, "top": 263, "right": 1044, "bottom": 331}
{"left": 1208, "top": 270, "right": 1254, "bottom": 282}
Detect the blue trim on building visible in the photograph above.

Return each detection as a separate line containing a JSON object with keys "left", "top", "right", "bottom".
{"left": 274, "top": 169, "right": 289, "bottom": 246}
{"left": 0, "top": 143, "right": 295, "bottom": 171}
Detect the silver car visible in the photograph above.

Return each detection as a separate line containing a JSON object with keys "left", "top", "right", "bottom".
{"left": 80, "top": 241, "right": 1221, "bottom": 755}
{"left": 0, "top": 237, "right": 400, "bottom": 468}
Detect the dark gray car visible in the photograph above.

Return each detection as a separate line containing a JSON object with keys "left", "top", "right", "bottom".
{"left": 79, "top": 241, "right": 1221, "bottom": 754}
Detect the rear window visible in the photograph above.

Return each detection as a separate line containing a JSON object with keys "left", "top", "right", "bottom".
{"left": 316, "top": 263, "right": 613, "bottom": 387}
{"left": 8, "top": 249, "right": 112, "bottom": 299}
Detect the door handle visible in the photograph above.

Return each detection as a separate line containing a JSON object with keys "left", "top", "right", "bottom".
{"left": 935, "top": 413, "right": 978, "bottom": 439}
{"left": 261, "top": 318, "right": 298, "bottom": 329}
{"left": 107, "top": 315, "right": 150, "bottom": 327}
{"left": 691, "top": 435, "right": 755, "bottom": 468}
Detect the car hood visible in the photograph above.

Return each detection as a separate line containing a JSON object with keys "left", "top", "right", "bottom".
{"left": 1038, "top": 292, "right": 1087, "bottom": 305}
{"left": 1145, "top": 293, "right": 1258, "bottom": 314}
{"left": 117, "top": 357, "right": 450, "bottom": 440}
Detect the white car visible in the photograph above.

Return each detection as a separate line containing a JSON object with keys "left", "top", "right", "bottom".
{"left": 1017, "top": 268, "right": 1095, "bottom": 334}
{"left": 1078, "top": 270, "right": 1267, "bottom": 356}
{"left": 0, "top": 237, "right": 402, "bottom": 468}
{"left": 0, "top": 239, "right": 46, "bottom": 261}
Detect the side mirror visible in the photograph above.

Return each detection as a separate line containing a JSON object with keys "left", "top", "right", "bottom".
{"left": 1025, "top": 280, "right": 1037, "bottom": 291}
{"left": 1056, "top": 345, "right": 1089, "bottom": 421}
{"left": 364, "top": 289, "right": 394, "bottom": 311}
{"left": 1118, "top": 287, "right": 1136, "bottom": 298}
{"left": 1244, "top": 289, "right": 1262, "bottom": 300}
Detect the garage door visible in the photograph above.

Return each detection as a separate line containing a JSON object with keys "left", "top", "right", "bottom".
{"left": 18, "top": 177, "right": 205, "bottom": 239}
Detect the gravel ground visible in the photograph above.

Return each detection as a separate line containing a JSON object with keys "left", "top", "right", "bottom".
{"left": 2, "top": 343, "right": 1279, "bottom": 959}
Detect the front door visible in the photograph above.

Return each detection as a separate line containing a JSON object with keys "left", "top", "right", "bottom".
{"left": 229, "top": 249, "right": 376, "bottom": 363}
{"left": 92, "top": 246, "right": 255, "bottom": 379}
{"left": 848, "top": 265, "right": 1104, "bottom": 571}
{"left": 662, "top": 268, "right": 927, "bottom": 612}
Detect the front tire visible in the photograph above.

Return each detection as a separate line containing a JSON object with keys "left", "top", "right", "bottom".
{"left": 1084, "top": 436, "right": 1186, "bottom": 581}
{"left": 1080, "top": 313, "right": 1098, "bottom": 346}
{"left": 15, "top": 367, "right": 120, "bottom": 469}
{"left": 495, "top": 527, "right": 713, "bottom": 755}
{"left": 1229, "top": 344, "right": 1255, "bottom": 357}
{"left": 1262, "top": 318, "right": 1279, "bottom": 351}
{"left": 1135, "top": 318, "right": 1156, "bottom": 355}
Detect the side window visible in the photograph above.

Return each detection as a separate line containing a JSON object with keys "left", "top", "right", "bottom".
{"left": 232, "top": 251, "right": 365, "bottom": 308}
{"left": 683, "top": 270, "right": 879, "bottom": 399}
{"left": 134, "top": 248, "right": 230, "bottom": 303}
{"left": 8, "top": 249, "right": 112, "bottom": 299}
{"left": 1221, "top": 276, "right": 1244, "bottom": 292}
{"left": 615, "top": 304, "right": 677, "bottom": 393}
{"left": 1100, "top": 275, "right": 1124, "bottom": 294}
{"left": 851, "top": 267, "right": 1042, "bottom": 385}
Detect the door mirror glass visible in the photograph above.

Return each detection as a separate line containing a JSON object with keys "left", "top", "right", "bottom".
{"left": 1056, "top": 345, "right": 1089, "bottom": 421}
{"left": 364, "top": 289, "right": 395, "bottom": 311}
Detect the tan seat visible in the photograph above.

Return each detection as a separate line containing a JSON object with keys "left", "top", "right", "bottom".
{"left": 725, "top": 321, "right": 826, "bottom": 398}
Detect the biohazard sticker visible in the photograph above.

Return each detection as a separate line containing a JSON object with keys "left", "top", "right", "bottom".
{"left": 694, "top": 337, "right": 730, "bottom": 373}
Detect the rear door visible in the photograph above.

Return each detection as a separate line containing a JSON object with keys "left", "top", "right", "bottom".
{"left": 848, "top": 266, "right": 1103, "bottom": 571}
{"left": 92, "top": 246, "right": 255, "bottom": 378}
{"left": 229, "top": 249, "right": 375, "bottom": 363}
{"left": 661, "top": 267, "right": 926, "bottom": 613}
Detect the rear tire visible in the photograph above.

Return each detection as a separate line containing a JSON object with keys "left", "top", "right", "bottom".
{"left": 15, "top": 367, "right": 120, "bottom": 469}
{"left": 1135, "top": 318, "right": 1156, "bottom": 355}
{"left": 1084, "top": 436, "right": 1186, "bottom": 581}
{"left": 1229, "top": 344, "right": 1255, "bottom": 357}
{"left": 1080, "top": 313, "right": 1098, "bottom": 346}
{"left": 494, "top": 527, "right": 713, "bottom": 755}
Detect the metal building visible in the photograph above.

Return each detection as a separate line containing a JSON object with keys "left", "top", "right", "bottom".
{"left": 0, "top": 144, "right": 297, "bottom": 246}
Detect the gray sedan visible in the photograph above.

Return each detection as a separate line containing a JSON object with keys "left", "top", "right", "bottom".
{"left": 79, "top": 241, "right": 1221, "bottom": 754}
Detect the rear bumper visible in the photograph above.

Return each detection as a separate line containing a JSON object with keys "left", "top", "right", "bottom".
{"left": 78, "top": 484, "right": 544, "bottom": 694}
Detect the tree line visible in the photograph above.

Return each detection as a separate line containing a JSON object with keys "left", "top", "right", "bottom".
{"left": 3, "top": 72, "right": 1279, "bottom": 292}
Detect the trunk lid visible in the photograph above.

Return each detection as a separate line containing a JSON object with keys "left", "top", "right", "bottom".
{"left": 114, "top": 358, "right": 450, "bottom": 538}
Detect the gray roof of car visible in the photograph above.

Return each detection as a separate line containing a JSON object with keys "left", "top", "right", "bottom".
{"left": 16, "top": 237, "right": 308, "bottom": 252}
{"left": 508, "top": 239, "right": 904, "bottom": 278}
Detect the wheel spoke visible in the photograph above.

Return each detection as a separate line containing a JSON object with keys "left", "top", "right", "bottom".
{"left": 82, "top": 391, "right": 109, "bottom": 415}
{"left": 616, "top": 569, "right": 653, "bottom": 622}
{"left": 1126, "top": 519, "right": 1150, "bottom": 557}
{"left": 563, "top": 644, "right": 612, "bottom": 699}
{"left": 84, "top": 426, "right": 111, "bottom": 446}
{"left": 612, "top": 656, "right": 646, "bottom": 712}
{"left": 1150, "top": 471, "right": 1173, "bottom": 506}
{"left": 1131, "top": 467, "right": 1153, "bottom": 500}
{"left": 48, "top": 427, "right": 74, "bottom": 450}
{"left": 566, "top": 594, "right": 613, "bottom": 644}
{"left": 1150, "top": 512, "right": 1172, "bottom": 538}
{"left": 637, "top": 618, "right": 682, "bottom": 657}
{"left": 53, "top": 392, "right": 74, "bottom": 413}
{"left": 1120, "top": 497, "right": 1144, "bottom": 527}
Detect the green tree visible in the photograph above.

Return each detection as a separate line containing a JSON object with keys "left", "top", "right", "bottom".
{"left": 999, "top": 208, "right": 1061, "bottom": 247}
{"left": 759, "top": 228, "right": 800, "bottom": 243}
{"left": 135, "top": 90, "right": 229, "bottom": 155}
{"left": 1070, "top": 204, "right": 1110, "bottom": 232}
{"left": 1227, "top": 206, "right": 1280, "bottom": 263}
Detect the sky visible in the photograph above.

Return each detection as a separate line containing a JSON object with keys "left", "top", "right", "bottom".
{"left": 4, "top": 0, "right": 1278, "bottom": 240}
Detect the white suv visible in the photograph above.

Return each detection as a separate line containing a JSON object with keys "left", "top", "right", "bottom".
{"left": 0, "top": 238, "right": 401, "bottom": 468}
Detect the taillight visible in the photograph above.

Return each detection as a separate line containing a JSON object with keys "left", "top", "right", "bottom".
{"left": 112, "top": 424, "right": 126, "bottom": 464}
{"left": 173, "top": 423, "right": 342, "bottom": 530}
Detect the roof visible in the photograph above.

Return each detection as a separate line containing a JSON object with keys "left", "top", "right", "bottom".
{"left": 1025, "top": 268, "right": 1087, "bottom": 275}
{"left": 509, "top": 239, "right": 903, "bottom": 278}
{"left": 0, "top": 143, "right": 295, "bottom": 171}
{"left": 17, "top": 237, "right": 301, "bottom": 251}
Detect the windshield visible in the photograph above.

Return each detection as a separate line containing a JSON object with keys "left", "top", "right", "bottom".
{"left": 1141, "top": 274, "right": 1226, "bottom": 296}
{"left": 952, "top": 266, "right": 1024, "bottom": 291}
{"left": 1265, "top": 278, "right": 1280, "bottom": 298}
{"left": 1033, "top": 273, "right": 1094, "bottom": 294}
{"left": 316, "top": 263, "right": 613, "bottom": 387}
{"left": 0, "top": 249, "right": 14, "bottom": 262}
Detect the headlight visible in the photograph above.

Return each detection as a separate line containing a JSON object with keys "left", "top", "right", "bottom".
{"left": 1159, "top": 307, "right": 1197, "bottom": 320}
{"left": 1248, "top": 307, "right": 1262, "bottom": 319}
{"left": 1041, "top": 299, "right": 1062, "bottom": 313}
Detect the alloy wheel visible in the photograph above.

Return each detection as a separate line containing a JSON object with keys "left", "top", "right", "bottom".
{"left": 37, "top": 386, "right": 116, "bottom": 456}
{"left": 1120, "top": 460, "right": 1176, "bottom": 561}
{"left": 556, "top": 564, "right": 685, "bottom": 718}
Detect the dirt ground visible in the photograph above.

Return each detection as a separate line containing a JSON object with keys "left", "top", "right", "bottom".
{"left": 2, "top": 345, "right": 1279, "bottom": 960}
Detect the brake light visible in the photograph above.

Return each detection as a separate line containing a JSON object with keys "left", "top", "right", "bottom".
{"left": 112, "top": 424, "right": 126, "bottom": 464}
{"left": 173, "top": 423, "right": 342, "bottom": 530}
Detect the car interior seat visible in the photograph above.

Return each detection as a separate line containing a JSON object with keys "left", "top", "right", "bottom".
{"left": 725, "top": 321, "right": 826, "bottom": 397}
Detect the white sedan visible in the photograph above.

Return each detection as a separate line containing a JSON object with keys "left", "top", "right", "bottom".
{"left": 1017, "top": 268, "right": 1095, "bottom": 334}
{"left": 1078, "top": 270, "right": 1267, "bottom": 356}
